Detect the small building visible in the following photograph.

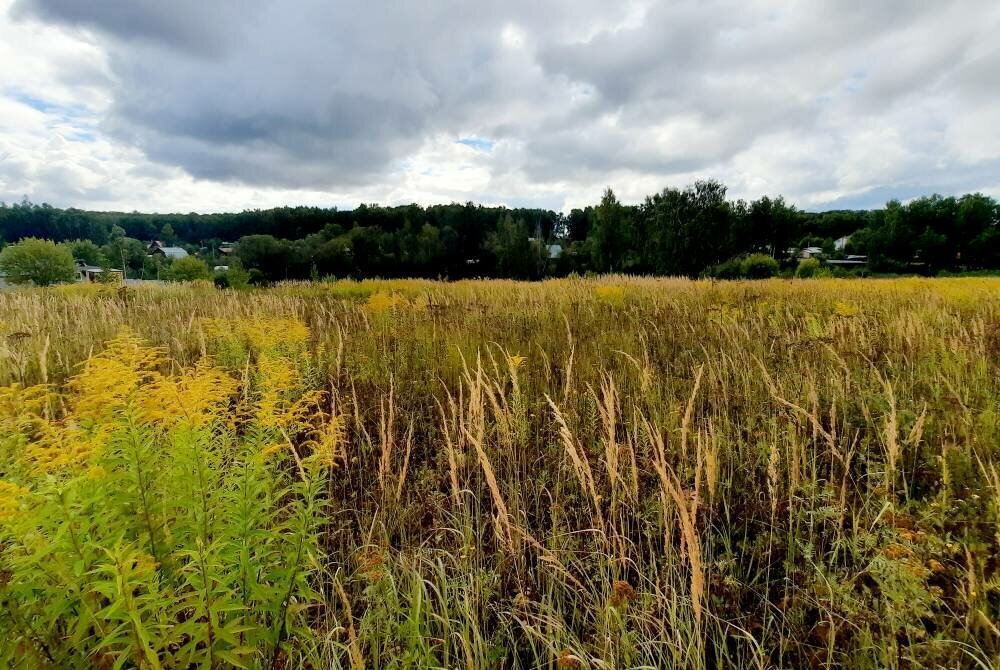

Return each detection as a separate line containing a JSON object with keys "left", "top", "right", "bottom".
{"left": 826, "top": 254, "right": 867, "bottom": 267}
{"left": 75, "top": 260, "right": 124, "bottom": 283}
{"left": 799, "top": 246, "right": 824, "bottom": 259}
{"left": 218, "top": 243, "right": 237, "bottom": 256}
{"left": 213, "top": 265, "right": 229, "bottom": 273}
{"left": 148, "top": 241, "right": 189, "bottom": 260}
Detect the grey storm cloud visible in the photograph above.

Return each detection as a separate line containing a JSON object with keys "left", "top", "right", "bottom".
{"left": 8, "top": 0, "right": 1000, "bottom": 207}
{"left": 11, "top": 0, "right": 246, "bottom": 54}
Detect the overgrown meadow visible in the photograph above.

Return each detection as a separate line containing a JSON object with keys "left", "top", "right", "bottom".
{"left": 1, "top": 277, "right": 998, "bottom": 669}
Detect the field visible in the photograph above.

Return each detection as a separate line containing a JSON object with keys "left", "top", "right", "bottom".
{"left": 1, "top": 276, "right": 999, "bottom": 669}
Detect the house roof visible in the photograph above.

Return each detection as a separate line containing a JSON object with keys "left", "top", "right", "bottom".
{"left": 158, "top": 247, "right": 189, "bottom": 259}
{"left": 78, "top": 265, "right": 122, "bottom": 273}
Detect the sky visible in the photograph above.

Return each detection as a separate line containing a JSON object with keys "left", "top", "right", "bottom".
{"left": 1, "top": 0, "right": 998, "bottom": 214}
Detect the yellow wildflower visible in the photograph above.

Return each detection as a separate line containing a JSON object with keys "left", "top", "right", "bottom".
{"left": 366, "top": 291, "right": 404, "bottom": 314}
{"left": 506, "top": 354, "right": 527, "bottom": 370}
{"left": 254, "top": 355, "right": 304, "bottom": 428}
{"left": 202, "top": 317, "right": 310, "bottom": 357}
{"left": 67, "top": 329, "right": 166, "bottom": 421}
{"left": 595, "top": 285, "right": 627, "bottom": 308}
{"left": 139, "top": 358, "right": 237, "bottom": 427}
{"left": 261, "top": 443, "right": 285, "bottom": 458}
{"left": 833, "top": 300, "right": 860, "bottom": 318}
{"left": 0, "top": 480, "right": 29, "bottom": 521}
{"left": 134, "top": 552, "right": 158, "bottom": 575}
{"left": 27, "top": 417, "right": 105, "bottom": 472}
{"left": 303, "top": 413, "right": 346, "bottom": 471}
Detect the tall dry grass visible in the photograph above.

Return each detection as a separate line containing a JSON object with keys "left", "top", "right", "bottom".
{"left": 1, "top": 275, "right": 999, "bottom": 668}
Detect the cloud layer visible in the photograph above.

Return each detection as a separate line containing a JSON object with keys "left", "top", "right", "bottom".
{"left": 2, "top": 0, "right": 999, "bottom": 212}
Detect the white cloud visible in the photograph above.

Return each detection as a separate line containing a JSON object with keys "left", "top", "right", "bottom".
{"left": 1, "top": 0, "right": 998, "bottom": 213}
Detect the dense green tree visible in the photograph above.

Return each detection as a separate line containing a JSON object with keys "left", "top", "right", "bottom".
{"left": 415, "top": 224, "right": 446, "bottom": 270}
{"left": 489, "top": 214, "right": 533, "bottom": 278}
{"left": 61, "top": 239, "right": 106, "bottom": 267}
{"left": 744, "top": 196, "right": 801, "bottom": 259}
{"left": 956, "top": 194, "right": 998, "bottom": 267}
{"left": 0, "top": 238, "right": 77, "bottom": 285}
{"left": 164, "top": 256, "right": 211, "bottom": 282}
{"left": 160, "top": 223, "right": 178, "bottom": 245}
{"left": 101, "top": 236, "right": 147, "bottom": 278}
{"left": 314, "top": 237, "right": 353, "bottom": 277}
{"left": 236, "top": 235, "right": 294, "bottom": 280}
{"left": 590, "top": 189, "right": 635, "bottom": 272}
{"left": 565, "top": 207, "right": 594, "bottom": 242}
{"left": 640, "top": 180, "right": 734, "bottom": 277}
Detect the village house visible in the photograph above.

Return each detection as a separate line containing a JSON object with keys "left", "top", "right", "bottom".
{"left": 75, "top": 259, "right": 124, "bottom": 283}
{"left": 826, "top": 254, "right": 868, "bottom": 267}
{"left": 148, "top": 240, "right": 190, "bottom": 260}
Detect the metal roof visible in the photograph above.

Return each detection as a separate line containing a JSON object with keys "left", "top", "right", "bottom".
{"left": 157, "top": 247, "right": 189, "bottom": 259}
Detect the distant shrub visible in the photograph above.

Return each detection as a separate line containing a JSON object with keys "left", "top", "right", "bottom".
{"left": 709, "top": 257, "right": 744, "bottom": 279}
{"left": 214, "top": 262, "right": 250, "bottom": 289}
{"left": 247, "top": 268, "right": 267, "bottom": 285}
{"left": 0, "top": 238, "right": 76, "bottom": 286}
{"left": 796, "top": 258, "right": 821, "bottom": 278}
{"left": 937, "top": 269, "right": 1000, "bottom": 277}
{"left": 164, "top": 256, "right": 211, "bottom": 282}
{"left": 741, "top": 254, "right": 779, "bottom": 279}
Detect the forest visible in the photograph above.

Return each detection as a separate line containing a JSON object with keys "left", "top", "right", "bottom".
{"left": 1, "top": 181, "right": 998, "bottom": 281}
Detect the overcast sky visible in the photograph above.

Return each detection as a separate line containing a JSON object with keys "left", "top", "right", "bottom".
{"left": 1, "top": 0, "right": 998, "bottom": 213}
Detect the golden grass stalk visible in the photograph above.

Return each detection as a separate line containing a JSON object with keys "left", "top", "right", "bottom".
{"left": 593, "top": 374, "right": 620, "bottom": 496}
{"left": 680, "top": 364, "right": 705, "bottom": 461}
{"left": 546, "top": 394, "right": 603, "bottom": 530}
{"left": 661, "top": 466, "right": 705, "bottom": 629}
{"left": 435, "top": 389, "right": 464, "bottom": 506}
{"left": 395, "top": 420, "right": 414, "bottom": 502}
{"left": 874, "top": 368, "right": 900, "bottom": 493}
{"left": 335, "top": 579, "right": 365, "bottom": 670}
{"left": 378, "top": 376, "right": 396, "bottom": 496}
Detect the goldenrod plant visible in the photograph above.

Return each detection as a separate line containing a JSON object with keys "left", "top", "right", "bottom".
{"left": 0, "top": 322, "right": 328, "bottom": 668}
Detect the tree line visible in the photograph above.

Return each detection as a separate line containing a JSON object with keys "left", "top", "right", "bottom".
{"left": 1, "top": 181, "right": 997, "bottom": 283}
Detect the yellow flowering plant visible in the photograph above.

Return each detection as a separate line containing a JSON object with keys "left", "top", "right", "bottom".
{"left": 0, "top": 325, "right": 328, "bottom": 668}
